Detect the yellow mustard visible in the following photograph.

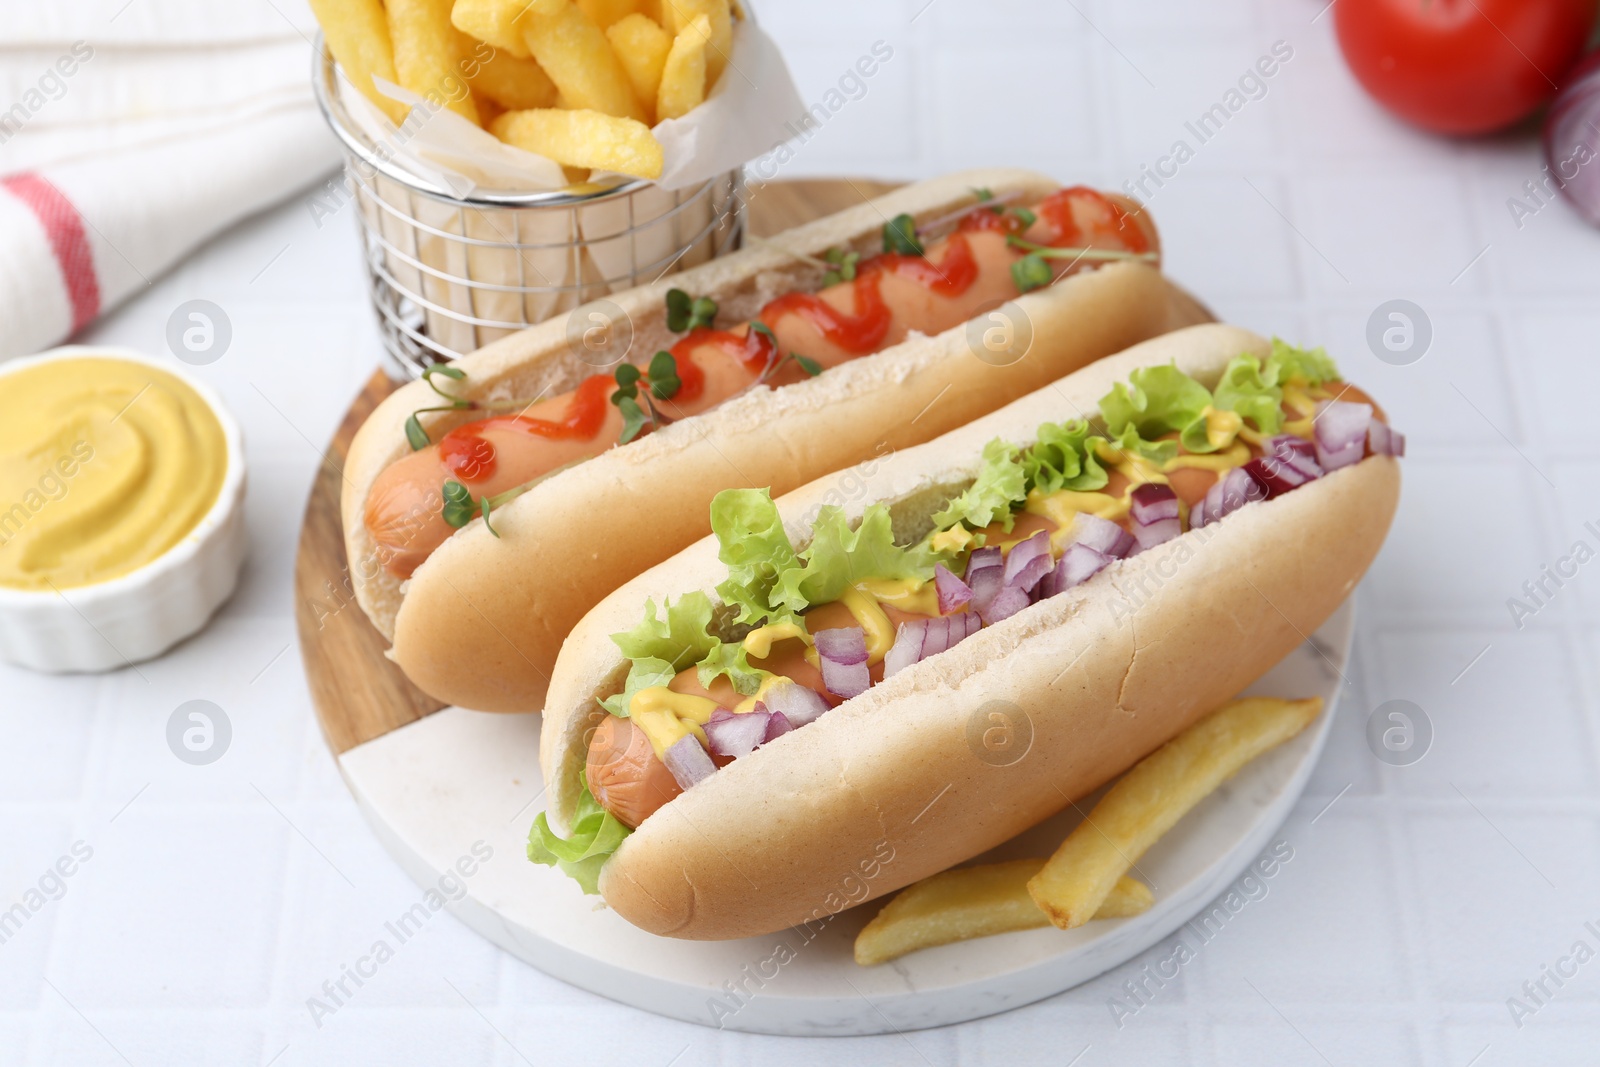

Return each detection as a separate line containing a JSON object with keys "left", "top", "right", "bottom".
{"left": 928, "top": 526, "right": 978, "bottom": 554}
{"left": 1282, "top": 380, "right": 1319, "bottom": 418}
{"left": 840, "top": 586, "right": 895, "bottom": 665}
{"left": 1165, "top": 441, "right": 1251, "bottom": 473}
{"left": 856, "top": 576, "right": 940, "bottom": 619}
{"left": 734, "top": 672, "right": 794, "bottom": 714}
{"left": 629, "top": 687, "right": 720, "bottom": 757}
{"left": 0, "top": 358, "right": 227, "bottom": 591}
{"left": 741, "top": 620, "right": 811, "bottom": 659}
{"left": 1093, "top": 439, "right": 1168, "bottom": 487}
{"left": 1198, "top": 406, "right": 1243, "bottom": 450}
{"left": 1026, "top": 489, "right": 1127, "bottom": 552}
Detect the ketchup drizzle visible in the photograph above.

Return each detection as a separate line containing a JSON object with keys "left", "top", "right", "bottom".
{"left": 430, "top": 188, "right": 1147, "bottom": 463}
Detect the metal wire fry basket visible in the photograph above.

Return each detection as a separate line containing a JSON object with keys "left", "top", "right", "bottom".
{"left": 310, "top": 40, "right": 746, "bottom": 378}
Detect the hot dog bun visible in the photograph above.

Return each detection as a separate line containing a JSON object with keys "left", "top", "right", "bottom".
{"left": 540, "top": 323, "right": 1400, "bottom": 941}
{"left": 343, "top": 169, "right": 1193, "bottom": 713}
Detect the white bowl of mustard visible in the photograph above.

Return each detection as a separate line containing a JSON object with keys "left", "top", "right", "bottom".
{"left": 0, "top": 346, "right": 247, "bottom": 672}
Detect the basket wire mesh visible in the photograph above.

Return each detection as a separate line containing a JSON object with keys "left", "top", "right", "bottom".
{"left": 310, "top": 39, "right": 747, "bottom": 378}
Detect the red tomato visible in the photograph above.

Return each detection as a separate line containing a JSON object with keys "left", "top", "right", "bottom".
{"left": 1334, "top": 0, "right": 1598, "bottom": 135}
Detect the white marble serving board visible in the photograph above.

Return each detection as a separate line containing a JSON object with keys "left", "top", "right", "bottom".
{"left": 337, "top": 600, "right": 1351, "bottom": 1036}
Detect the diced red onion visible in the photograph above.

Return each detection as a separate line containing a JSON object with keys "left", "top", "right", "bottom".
{"left": 1232, "top": 464, "right": 1269, "bottom": 503}
{"left": 1243, "top": 455, "right": 1310, "bottom": 499}
{"left": 815, "top": 626, "right": 869, "bottom": 698}
{"left": 763, "top": 709, "right": 793, "bottom": 742}
{"left": 934, "top": 613, "right": 981, "bottom": 653}
{"left": 1265, "top": 433, "right": 1316, "bottom": 461}
{"left": 1264, "top": 434, "right": 1323, "bottom": 480}
{"left": 934, "top": 563, "right": 973, "bottom": 615}
{"left": 1317, "top": 440, "right": 1364, "bottom": 473}
{"left": 1314, "top": 400, "right": 1372, "bottom": 472}
{"left": 662, "top": 733, "right": 716, "bottom": 790}
{"left": 705, "top": 708, "right": 769, "bottom": 759}
{"left": 1129, "top": 484, "right": 1182, "bottom": 552}
{"left": 884, "top": 621, "right": 925, "bottom": 678}
{"left": 1002, "top": 530, "right": 1053, "bottom": 593}
{"left": 918, "top": 617, "right": 952, "bottom": 658}
{"left": 884, "top": 613, "right": 983, "bottom": 678}
{"left": 1057, "top": 542, "right": 1110, "bottom": 589}
{"left": 1367, "top": 420, "right": 1405, "bottom": 457}
{"left": 952, "top": 611, "right": 981, "bottom": 643}
{"left": 813, "top": 626, "right": 867, "bottom": 664}
{"left": 965, "top": 546, "right": 1003, "bottom": 614}
{"left": 1133, "top": 516, "right": 1181, "bottom": 551}
{"left": 762, "top": 680, "right": 830, "bottom": 727}
{"left": 1194, "top": 466, "right": 1267, "bottom": 529}
{"left": 922, "top": 618, "right": 953, "bottom": 662}
{"left": 1194, "top": 485, "right": 1217, "bottom": 529}
{"left": 1367, "top": 421, "right": 1391, "bottom": 456}
{"left": 1035, "top": 556, "right": 1062, "bottom": 599}
{"left": 1072, "top": 513, "right": 1134, "bottom": 559}
{"left": 979, "top": 584, "right": 1030, "bottom": 624}
{"left": 1281, "top": 451, "right": 1324, "bottom": 480}
{"left": 1130, "top": 483, "right": 1179, "bottom": 524}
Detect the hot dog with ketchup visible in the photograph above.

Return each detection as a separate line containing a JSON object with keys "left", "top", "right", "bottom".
{"left": 532, "top": 324, "right": 1401, "bottom": 940}
{"left": 365, "top": 185, "right": 1155, "bottom": 578}
{"left": 341, "top": 169, "right": 1191, "bottom": 713}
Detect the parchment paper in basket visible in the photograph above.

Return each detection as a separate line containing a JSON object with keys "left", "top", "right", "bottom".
{"left": 336, "top": 18, "right": 801, "bottom": 343}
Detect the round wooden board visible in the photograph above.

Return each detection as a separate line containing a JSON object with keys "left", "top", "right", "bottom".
{"left": 294, "top": 178, "right": 1216, "bottom": 755}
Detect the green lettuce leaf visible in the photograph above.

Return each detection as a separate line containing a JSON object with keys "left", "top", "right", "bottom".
{"left": 773, "top": 504, "right": 937, "bottom": 614}
{"left": 1108, "top": 423, "right": 1179, "bottom": 465}
{"left": 695, "top": 640, "right": 768, "bottom": 696}
{"left": 528, "top": 781, "right": 630, "bottom": 895}
{"left": 601, "top": 594, "right": 718, "bottom": 716}
{"left": 1185, "top": 354, "right": 1284, "bottom": 447}
{"left": 1099, "top": 363, "right": 1214, "bottom": 441}
{"left": 1024, "top": 418, "right": 1110, "bottom": 494}
{"left": 710, "top": 488, "right": 799, "bottom": 625}
{"left": 932, "top": 438, "right": 1027, "bottom": 531}
{"left": 1265, "top": 338, "right": 1338, "bottom": 386}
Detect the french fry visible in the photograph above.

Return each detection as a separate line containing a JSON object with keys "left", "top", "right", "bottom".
{"left": 1028, "top": 697, "right": 1323, "bottom": 931}
{"left": 855, "top": 860, "right": 1152, "bottom": 966}
{"left": 310, "top": 0, "right": 410, "bottom": 124}
{"left": 661, "top": 0, "right": 730, "bottom": 86}
{"left": 519, "top": 0, "right": 647, "bottom": 122}
{"left": 655, "top": 13, "right": 708, "bottom": 121}
{"left": 474, "top": 92, "right": 506, "bottom": 126}
{"left": 388, "top": 0, "right": 480, "bottom": 124}
{"left": 578, "top": 0, "right": 647, "bottom": 29}
{"left": 450, "top": 0, "right": 534, "bottom": 59}
{"left": 491, "top": 107, "right": 663, "bottom": 179}
{"left": 606, "top": 13, "right": 673, "bottom": 125}
{"left": 468, "top": 49, "right": 561, "bottom": 111}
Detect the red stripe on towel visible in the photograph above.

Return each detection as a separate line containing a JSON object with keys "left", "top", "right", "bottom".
{"left": 3, "top": 172, "right": 102, "bottom": 333}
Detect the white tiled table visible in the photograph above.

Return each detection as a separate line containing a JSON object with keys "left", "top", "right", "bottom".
{"left": 5, "top": 2, "right": 1599, "bottom": 1064}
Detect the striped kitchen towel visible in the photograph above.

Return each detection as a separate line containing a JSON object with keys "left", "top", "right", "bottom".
{"left": 0, "top": 0, "right": 340, "bottom": 360}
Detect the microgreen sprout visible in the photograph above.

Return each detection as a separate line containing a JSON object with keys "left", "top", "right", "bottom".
{"left": 882, "top": 213, "right": 924, "bottom": 257}
{"left": 821, "top": 246, "right": 860, "bottom": 287}
{"left": 405, "top": 364, "right": 475, "bottom": 450}
{"left": 666, "top": 288, "right": 717, "bottom": 332}
{"left": 611, "top": 351, "right": 683, "bottom": 443}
